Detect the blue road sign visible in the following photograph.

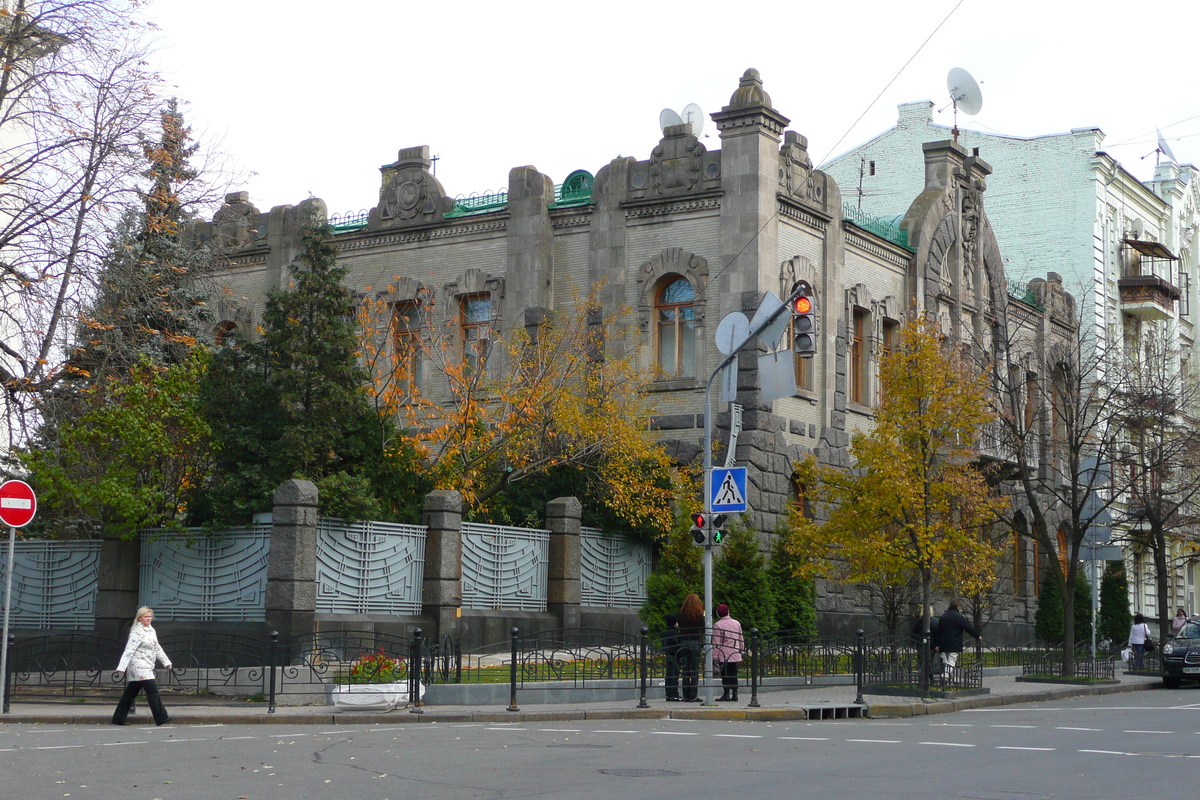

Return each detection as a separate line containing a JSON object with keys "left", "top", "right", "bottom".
{"left": 710, "top": 467, "right": 747, "bottom": 513}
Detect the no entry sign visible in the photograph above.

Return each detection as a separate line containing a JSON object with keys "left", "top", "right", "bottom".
{"left": 0, "top": 480, "right": 36, "bottom": 528}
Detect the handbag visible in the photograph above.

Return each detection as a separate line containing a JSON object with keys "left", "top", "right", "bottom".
{"left": 1145, "top": 637, "right": 1156, "bottom": 653}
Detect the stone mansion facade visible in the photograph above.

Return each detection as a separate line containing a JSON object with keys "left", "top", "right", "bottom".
{"left": 190, "top": 69, "right": 1074, "bottom": 640}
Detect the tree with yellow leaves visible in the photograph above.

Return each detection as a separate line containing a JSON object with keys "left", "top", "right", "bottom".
{"left": 788, "top": 315, "right": 1008, "bottom": 656}
{"left": 358, "top": 287, "right": 681, "bottom": 535}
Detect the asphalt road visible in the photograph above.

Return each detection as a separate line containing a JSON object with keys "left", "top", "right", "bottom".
{"left": 3, "top": 690, "right": 1197, "bottom": 800}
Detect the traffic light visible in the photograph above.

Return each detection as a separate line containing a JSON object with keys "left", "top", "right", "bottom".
{"left": 710, "top": 514, "right": 728, "bottom": 545}
{"left": 792, "top": 286, "right": 816, "bottom": 358}
{"left": 690, "top": 513, "right": 707, "bottom": 546}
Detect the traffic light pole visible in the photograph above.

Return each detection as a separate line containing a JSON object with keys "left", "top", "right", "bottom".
{"left": 700, "top": 285, "right": 806, "bottom": 705}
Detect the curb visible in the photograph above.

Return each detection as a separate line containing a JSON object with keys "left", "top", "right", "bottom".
{"left": 866, "top": 677, "right": 1156, "bottom": 718}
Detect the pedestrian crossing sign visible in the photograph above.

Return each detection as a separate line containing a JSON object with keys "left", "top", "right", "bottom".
{"left": 710, "top": 467, "right": 747, "bottom": 513}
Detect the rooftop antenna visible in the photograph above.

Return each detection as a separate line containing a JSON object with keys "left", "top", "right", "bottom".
{"left": 943, "top": 67, "right": 983, "bottom": 144}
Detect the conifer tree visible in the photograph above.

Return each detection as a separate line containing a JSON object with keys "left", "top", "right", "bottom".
{"left": 714, "top": 518, "right": 776, "bottom": 635}
{"left": 1098, "top": 562, "right": 1132, "bottom": 648}
{"left": 768, "top": 532, "right": 817, "bottom": 637}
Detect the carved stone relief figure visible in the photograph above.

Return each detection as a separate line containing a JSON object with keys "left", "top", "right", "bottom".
{"left": 211, "top": 191, "right": 262, "bottom": 252}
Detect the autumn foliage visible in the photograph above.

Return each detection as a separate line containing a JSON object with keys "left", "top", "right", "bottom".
{"left": 358, "top": 285, "right": 679, "bottom": 534}
{"left": 787, "top": 315, "right": 1008, "bottom": 629}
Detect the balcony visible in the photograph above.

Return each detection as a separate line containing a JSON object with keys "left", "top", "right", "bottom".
{"left": 1118, "top": 239, "right": 1179, "bottom": 321}
{"left": 977, "top": 421, "right": 1039, "bottom": 472}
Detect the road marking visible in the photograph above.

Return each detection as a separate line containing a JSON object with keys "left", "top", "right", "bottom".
{"left": 487, "top": 727, "right": 527, "bottom": 731}
{"left": 1123, "top": 730, "right": 1173, "bottom": 734}
{"left": 221, "top": 736, "right": 259, "bottom": 740}
{"left": 712, "top": 734, "right": 762, "bottom": 739}
{"left": 1080, "top": 749, "right": 1126, "bottom": 755}
{"left": 651, "top": 731, "right": 698, "bottom": 736}
{"left": 593, "top": 730, "right": 637, "bottom": 734}
{"left": 846, "top": 739, "right": 901, "bottom": 744}
{"left": 274, "top": 732, "right": 311, "bottom": 737}
{"left": 779, "top": 737, "right": 831, "bottom": 741}
{"left": 164, "top": 738, "right": 209, "bottom": 742}
{"left": 317, "top": 730, "right": 352, "bottom": 735}
{"left": 537, "top": 729, "right": 582, "bottom": 733}
{"left": 33, "top": 745, "right": 85, "bottom": 750}
{"left": 1056, "top": 727, "right": 1102, "bottom": 731}
{"left": 930, "top": 723, "right": 973, "bottom": 727}
{"left": 997, "top": 746, "right": 1055, "bottom": 751}
{"left": 989, "top": 724, "right": 1037, "bottom": 729}
{"left": 450, "top": 724, "right": 485, "bottom": 728}
{"left": 920, "top": 742, "right": 975, "bottom": 747}
{"left": 99, "top": 741, "right": 150, "bottom": 747}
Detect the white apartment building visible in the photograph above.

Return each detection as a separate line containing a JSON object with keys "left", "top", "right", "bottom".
{"left": 823, "top": 102, "right": 1200, "bottom": 622}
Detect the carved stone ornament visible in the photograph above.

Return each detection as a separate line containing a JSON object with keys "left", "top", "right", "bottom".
{"left": 211, "top": 191, "right": 261, "bottom": 252}
{"left": 779, "top": 131, "right": 813, "bottom": 198}
{"left": 381, "top": 170, "right": 437, "bottom": 221}
{"left": 649, "top": 128, "right": 705, "bottom": 195}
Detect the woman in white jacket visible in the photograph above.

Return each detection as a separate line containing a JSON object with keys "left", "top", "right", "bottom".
{"left": 111, "top": 607, "right": 173, "bottom": 726}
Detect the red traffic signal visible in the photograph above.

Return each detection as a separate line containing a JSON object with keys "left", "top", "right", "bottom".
{"left": 792, "top": 285, "right": 816, "bottom": 358}
{"left": 690, "top": 512, "right": 707, "bottom": 545}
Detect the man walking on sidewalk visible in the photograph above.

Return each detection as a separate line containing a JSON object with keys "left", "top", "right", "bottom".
{"left": 936, "top": 600, "right": 981, "bottom": 668}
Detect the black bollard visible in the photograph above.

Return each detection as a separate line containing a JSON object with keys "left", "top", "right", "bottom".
{"left": 410, "top": 627, "right": 424, "bottom": 714}
{"left": 855, "top": 629, "right": 865, "bottom": 705}
{"left": 748, "top": 628, "right": 760, "bottom": 708}
{"left": 507, "top": 627, "right": 519, "bottom": 712}
{"left": 638, "top": 627, "right": 649, "bottom": 708}
{"left": 268, "top": 631, "right": 278, "bottom": 714}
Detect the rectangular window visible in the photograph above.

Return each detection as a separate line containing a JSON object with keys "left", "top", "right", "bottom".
{"left": 1013, "top": 532, "right": 1026, "bottom": 595}
{"left": 1032, "top": 540, "right": 1041, "bottom": 596}
{"left": 460, "top": 294, "right": 493, "bottom": 376}
{"left": 1182, "top": 272, "right": 1191, "bottom": 317}
{"left": 849, "top": 310, "right": 865, "bottom": 404}
{"left": 879, "top": 318, "right": 898, "bottom": 397}
{"left": 869, "top": 160, "right": 876, "bottom": 176}
{"left": 393, "top": 301, "right": 425, "bottom": 392}
{"left": 1024, "top": 372, "right": 1038, "bottom": 429}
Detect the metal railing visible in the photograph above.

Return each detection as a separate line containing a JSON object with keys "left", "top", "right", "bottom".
{"left": 3, "top": 629, "right": 1139, "bottom": 714}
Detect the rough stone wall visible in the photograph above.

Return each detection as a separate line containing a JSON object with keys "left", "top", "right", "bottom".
{"left": 188, "top": 69, "right": 1073, "bottom": 643}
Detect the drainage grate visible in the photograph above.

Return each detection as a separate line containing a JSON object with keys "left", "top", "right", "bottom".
{"left": 803, "top": 705, "right": 866, "bottom": 720}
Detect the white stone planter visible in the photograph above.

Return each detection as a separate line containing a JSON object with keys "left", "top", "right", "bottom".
{"left": 329, "top": 681, "right": 424, "bottom": 712}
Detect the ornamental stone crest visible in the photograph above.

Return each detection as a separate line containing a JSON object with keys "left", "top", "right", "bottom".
{"left": 370, "top": 146, "right": 455, "bottom": 229}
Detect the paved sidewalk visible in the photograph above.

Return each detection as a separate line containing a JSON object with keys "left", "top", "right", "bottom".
{"left": 0, "top": 672, "right": 1162, "bottom": 726}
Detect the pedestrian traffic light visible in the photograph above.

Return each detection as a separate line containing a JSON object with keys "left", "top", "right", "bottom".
{"left": 710, "top": 514, "right": 728, "bottom": 545}
{"left": 690, "top": 513, "right": 707, "bottom": 545}
{"left": 792, "top": 286, "right": 816, "bottom": 358}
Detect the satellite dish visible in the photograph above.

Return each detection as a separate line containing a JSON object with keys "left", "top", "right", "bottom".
{"left": 1131, "top": 218, "right": 1144, "bottom": 239}
{"left": 1157, "top": 129, "right": 1179, "bottom": 164}
{"left": 681, "top": 103, "right": 704, "bottom": 137}
{"left": 946, "top": 68, "right": 983, "bottom": 116}
{"left": 659, "top": 108, "right": 684, "bottom": 134}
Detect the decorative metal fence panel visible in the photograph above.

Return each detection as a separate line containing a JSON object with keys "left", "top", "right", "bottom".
{"left": 0, "top": 540, "right": 100, "bottom": 629}
{"left": 140, "top": 526, "right": 271, "bottom": 621}
{"left": 580, "top": 527, "right": 650, "bottom": 608}
{"left": 461, "top": 523, "right": 549, "bottom": 611}
{"left": 315, "top": 519, "right": 425, "bottom": 615}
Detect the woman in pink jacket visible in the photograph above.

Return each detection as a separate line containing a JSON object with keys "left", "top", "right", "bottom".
{"left": 712, "top": 603, "right": 744, "bottom": 702}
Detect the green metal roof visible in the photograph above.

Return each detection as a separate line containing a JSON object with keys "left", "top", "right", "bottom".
{"left": 841, "top": 202, "right": 913, "bottom": 251}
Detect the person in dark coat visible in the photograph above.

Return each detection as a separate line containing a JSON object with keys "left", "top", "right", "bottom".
{"left": 936, "top": 599, "right": 981, "bottom": 668}
{"left": 661, "top": 614, "right": 682, "bottom": 701}
{"left": 677, "top": 593, "right": 705, "bottom": 702}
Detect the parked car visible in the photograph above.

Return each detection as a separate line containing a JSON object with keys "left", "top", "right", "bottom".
{"left": 1161, "top": 619, "right": 1200, "bottom": 688}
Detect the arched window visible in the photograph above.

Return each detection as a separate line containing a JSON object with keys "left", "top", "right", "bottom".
{"left": 655, "top": 277, "right": 695, "bottom": 378}
{"left": 214, "top": 321, "right": 239, "bottom": 347}
{"left": 459, "top": 293, "right": 493, "bottom": 377}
